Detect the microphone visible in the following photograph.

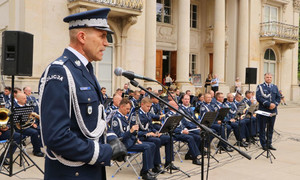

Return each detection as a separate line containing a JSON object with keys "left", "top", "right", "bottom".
{"left": 114, "top": 67, "right": 154, "bottom": 81}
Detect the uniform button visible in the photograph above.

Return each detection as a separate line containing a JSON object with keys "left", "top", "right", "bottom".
{"left": 88, "top": 98, "right": 91, "bottom": 101}
{"left": 75, "top": 172, "right": 79, "bottom": 176}
{"left": 101, "top": 162, "right": 105, "bottom": 165}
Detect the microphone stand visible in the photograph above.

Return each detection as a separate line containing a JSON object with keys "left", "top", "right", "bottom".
{"left": 128, "top": 79, "right": 252, "bottom": 180}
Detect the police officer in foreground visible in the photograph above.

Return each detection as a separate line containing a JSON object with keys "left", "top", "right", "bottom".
{"left": 256, "top": 73, "right": 281, "bottom": 151}
{"left": 111, "top": 98, "right": 157, "bottom": 180}
{"left": 39, "top": 8, "right": 114, "bottom": 180}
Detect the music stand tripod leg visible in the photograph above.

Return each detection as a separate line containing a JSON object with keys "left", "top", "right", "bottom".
{"left": 255, "top": 117, "right": 276, "bottom": 163}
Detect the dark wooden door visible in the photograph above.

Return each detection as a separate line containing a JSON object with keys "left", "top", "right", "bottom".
{"left": 209, "top": 53, "right": 213, "bottom": 75}
{"left": 156, "top": 50, "right": 163, "bottom": 83}
{"left": 170, "top": 51, "right": 177, "bottom": 81}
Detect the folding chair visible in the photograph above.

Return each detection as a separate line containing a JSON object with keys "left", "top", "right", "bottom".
{"left": 111, "top": 151, "right": 142, "bottom": 179}
{"left": 173, "top": 140, "right": 188, "bottom": 163}
{"left": 0, "top": 139, "right": 9, "bottom": 172}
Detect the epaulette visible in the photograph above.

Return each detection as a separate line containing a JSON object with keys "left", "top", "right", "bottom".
{"left": 51, "top": 55, "right": 68, "bottom": 65}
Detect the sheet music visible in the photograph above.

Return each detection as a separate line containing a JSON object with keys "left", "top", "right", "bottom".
{"left": 255, "top": 110, "right": 276, "bottom": 117}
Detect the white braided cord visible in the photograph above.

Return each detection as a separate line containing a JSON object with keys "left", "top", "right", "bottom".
{"left": 38, "top": 63, "right": 107, "bottom": 167}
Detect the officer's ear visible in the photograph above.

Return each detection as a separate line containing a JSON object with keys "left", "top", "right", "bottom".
{"left": 77, "top": 30, "right": 87, "bottom": 44}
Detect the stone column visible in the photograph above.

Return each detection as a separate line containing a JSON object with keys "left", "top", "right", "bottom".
{"left": 213, "top": 0, "right": 226, "bottom": 82}
{"left": 236, "top": 0, "right": 249, "bottom": 83}
{"left": 176, "top": 0, "right": 190, "bottom": 85}
{"left": 144, "top": 0, "right": 156, "bottom": 81}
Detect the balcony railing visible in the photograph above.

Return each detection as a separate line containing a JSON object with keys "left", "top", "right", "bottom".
{"left": 260, "top": 21, "right": 299, "bottom": 41}
{"left": 68, "top": 0, "right": 143, "bottom": 11}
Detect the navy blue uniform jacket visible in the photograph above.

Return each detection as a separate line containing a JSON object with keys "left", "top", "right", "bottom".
{"left": 39, "top": 49, "right": 112, "bottom": 180}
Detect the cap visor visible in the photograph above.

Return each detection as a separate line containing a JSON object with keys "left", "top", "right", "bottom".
{"left": 95, "top": 27, "right": 114, "bottom": 34}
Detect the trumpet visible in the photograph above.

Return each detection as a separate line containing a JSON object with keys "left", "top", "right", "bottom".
{"left": 15, "top": 112, "right": 39, "bottom": 130}
{"left": 0, "top": 108, "right": 11, "bottom": 128}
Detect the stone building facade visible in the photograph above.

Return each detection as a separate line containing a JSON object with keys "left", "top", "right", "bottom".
{"left": 0, "top": 0, "right": 299, "bottom": 100}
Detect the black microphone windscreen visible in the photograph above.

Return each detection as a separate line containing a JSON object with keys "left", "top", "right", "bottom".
{"left": 114, "top": 67, "right": 123, "bottom": 76}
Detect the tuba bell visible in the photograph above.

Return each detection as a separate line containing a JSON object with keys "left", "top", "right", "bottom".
{"left": 0, "top": 108, "right": 11, "bottom": 128}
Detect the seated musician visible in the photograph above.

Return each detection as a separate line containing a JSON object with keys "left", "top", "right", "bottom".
{"left": 224, "top": 93, "right": 248, "bottom": 147}
{"left": 213, "top": 92, "right": 233, "bottom": 151}
{"left": 199, "top": 93, "right": 233, "bottom": 152}
{"left": 179, "top": 94, "right": 203, "bottom": 158}
{"left": 242, "top": 91, "right": 258, "bottom": 143}
{"left": 130, "top": 90, "right": 141, "bottom": 109}
{"left": 166, "top": 100, "right": 202, "bottom": 165}
{"left": 149, "top": 93, "right": 165, "bottom": 131}
{"left": 14, "top": 92, "right": 44, "bottom": 157}
{"left": 111, "top": 98, "right": 157, "bottom": 180}
{"left": 105, "top": 94, "right": 122, "bottom": 116}
{"left": 133, "top": 97, "right": 176, "bottom": 170}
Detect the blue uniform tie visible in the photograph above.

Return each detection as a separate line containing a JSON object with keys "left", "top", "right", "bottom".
{"left": 86, "top": 62, "right": 104, "bottom": 104}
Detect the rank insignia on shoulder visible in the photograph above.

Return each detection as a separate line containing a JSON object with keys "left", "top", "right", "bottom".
{"left": 52, "top": 60, "right": 64, "bottom": 65}
{"left": 112, "top": 120, "right": 118, "bottom": 127}
{"left": 75, "top": 60, "right": 81, "bottom": 66}
{"left": 87, "top": 105, "right": 92, "bottom": 115}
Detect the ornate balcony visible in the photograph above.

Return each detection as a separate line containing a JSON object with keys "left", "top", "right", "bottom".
{"left": 260, "top": 21, "right": 299, "bottom": 43}
{"left": 67, "top": 0, "right": 143, "bottom": 17}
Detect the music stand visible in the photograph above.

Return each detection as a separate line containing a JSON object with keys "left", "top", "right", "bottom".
{"left": 199, "top": 112, "right": 220, "bottom": 167}
{"left": 213, "top": 108, "right": 232, "bottom": 157}
{"left": 104, "top": 98, "right": 113, "bottom": 109}
{"left": 234, "top": 103, "right": 248, "bottom": 149}
{"left": 246, "top": 104, "right": 260, "bottom": 147}
{"left": 0, "top": 106, "right": 43, "bottom": 176}
{"left": 157, "top": 115, "right": 190, "bottom": 178}
{"left": 255, "top": 112, "right": 276, "bottom": 163}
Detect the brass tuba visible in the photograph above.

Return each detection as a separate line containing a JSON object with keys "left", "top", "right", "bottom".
{"left": 0, "top": 108, "right": 11, "bottom": 128}
{"left": 15, "top": 112, "right": 39, "bottom": 130}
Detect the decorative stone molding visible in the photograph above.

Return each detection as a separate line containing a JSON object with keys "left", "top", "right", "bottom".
{"left": 294, "top": 0, "right": 300, "bottom": 12}
{"left": 156, "top": 25, "right": 176, "bottom": 43}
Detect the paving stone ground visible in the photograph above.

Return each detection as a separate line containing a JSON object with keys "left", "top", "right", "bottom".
{"left": 1, "top": 103, "right": 300, "bottom": 180}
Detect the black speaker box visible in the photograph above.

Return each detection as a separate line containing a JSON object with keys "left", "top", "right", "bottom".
{"left": 1, "top": 31, "right": 33, "bottom": 76}
{"left": 245, "top": 67, "right": 257, "bottom": 84}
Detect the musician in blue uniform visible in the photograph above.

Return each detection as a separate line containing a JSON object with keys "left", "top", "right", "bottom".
{"left": 111, "top": 98, "right": 156, "bottom": 180}
{"left": 213, "top": 92, "right": 233, "bottom": 152}
{"left": 256, "top": 73, "right": 281, "bottom": 150}
{"left": 14, "top": 92, "right": 44, "bottom": 157}
{"left": 23, "top": 86, "right": 39, "bottom": 114}
{"left": 166, "top": 100, "right": 202, "bottom": 165}
{"left": 131, "top": 90, "right": 141, "bottom": 109}
{"left": 39, "top": 8, "right": 114, "bottom": 180}
{"left": 242, "top": 91, "right": 258, "bottom": 143}
{"left": 225, "top": 93, "right": 248, "bottom": 147}
{"left": 179, "top": 94, "right": 203, "bottom": 157}
{"left": 105, "top": 94, "right": 122, "bottom": 116}
{"left": 133, "top": 97, "right": 176, "bottom": 170}
{"left": 200, "top": 93, "right": 233, "bottom": 152}
{"left": 149, "top": 93, "right": 165, "bottom": 131}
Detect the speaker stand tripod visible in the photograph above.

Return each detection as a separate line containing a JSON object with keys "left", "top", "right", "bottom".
{"left": 0, "top": 75, "right": 44, "bottom": 176}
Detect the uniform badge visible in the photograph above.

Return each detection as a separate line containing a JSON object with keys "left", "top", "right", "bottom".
{"left": 75, "top": 60, "right": 81, "bottom": 66}
{"left": 112, "top": 120, "right": 118, "bottom": 127}
{"left": 201, "top": 107, "right": 205, "bottom": 111}
{"left": 87, "top": 106, "right": 92, "bottom": 115}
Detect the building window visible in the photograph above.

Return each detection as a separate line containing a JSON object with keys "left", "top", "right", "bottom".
{"left": 190, "top": 4, "right": 197, "bottom": 28}
{"left": 156, "top": 0, "right": 171, "bottom": 24}
{"left": 264, "top": 48, "right": 276, "bottom": 82}
{"left": 189, "top": 54, "right": 196, "bottom": 75}
{"left": 264, "top": 5, "right": 278, "bottom": 22}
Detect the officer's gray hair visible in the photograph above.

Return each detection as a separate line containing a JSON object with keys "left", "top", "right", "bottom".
{"left": 264, "top": 72, "right": 273, "bottom": 76}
